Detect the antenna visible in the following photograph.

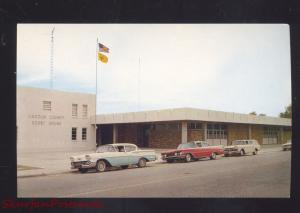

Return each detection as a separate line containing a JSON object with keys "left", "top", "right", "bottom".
{"left": 50, "top": 27, "right": 55, "bottom": 89}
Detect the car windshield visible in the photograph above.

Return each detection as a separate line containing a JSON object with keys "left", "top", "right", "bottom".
{"left": 96, "top": 145, "right": 116, "bottom": 153}
{"left": 177, "top": 143, "right": 197, "bottom": 149}
{"left": 232, "top": 140, "right": 245, "bottom": 145}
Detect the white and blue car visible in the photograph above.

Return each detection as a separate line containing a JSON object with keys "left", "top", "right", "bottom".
{"left": 70, "top": 143, "right": 157, "bottom": 173}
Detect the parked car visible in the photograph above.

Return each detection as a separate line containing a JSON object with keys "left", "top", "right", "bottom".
{"left": 70, "top": 143, "right": 156, "bottom": 173}
{"left": 161, "top": 141, "right": 224, "bottom": 163}
{"left": 224, "top": 139, "right": 261, "bottom": 156}
{"left": 282, "top": 140, "right": 292, "bottom": 151}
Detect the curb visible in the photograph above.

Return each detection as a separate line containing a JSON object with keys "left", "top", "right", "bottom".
{"left": 18, "top": 160, "right": 164, "bottom": 178}
{"left": 18, "top": 170, "right": 71, "bottom": 179}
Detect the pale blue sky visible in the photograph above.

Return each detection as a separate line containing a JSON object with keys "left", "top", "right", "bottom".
{"left": 17, "top": 24, "right": 291, "bottom": 116}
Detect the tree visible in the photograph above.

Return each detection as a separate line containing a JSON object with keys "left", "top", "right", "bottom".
{"left": 259, "top": 113, "right": 266, "bottom": 116}
{"left": 279, "top": 104, "right": 292, "bottom": 118}
{"left": 249, "top": 111, "right": 257, "bottom": 115}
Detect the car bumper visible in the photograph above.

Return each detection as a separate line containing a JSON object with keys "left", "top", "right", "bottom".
{"left": 161, "top": 155, "right": 186, "bottom": 161}
{"left": 224, "top": 150, "right": 240, "bottom": 156}
{"left": 71, "top": 161, "right": 96, "bottom": 169}
{"left": 282, "top": 146, "right": 291, "bottom": 150}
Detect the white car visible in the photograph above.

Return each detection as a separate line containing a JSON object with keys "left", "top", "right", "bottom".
{"left": 282, "top": 140, "right": 292, "bottom": 151}
{"left": 224, "top": 139, "right": 261, "bottom": 156}
{"left": 70, "top": 143, "right": 156, "bottom": 173}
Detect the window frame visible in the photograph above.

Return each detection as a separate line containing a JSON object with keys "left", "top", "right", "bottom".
{"left": 43, "top": 101, "right": 51, "bottom": 111}
{"left": 71, "top": 127, "right": 77, "bottom": 141}
{"left": 82, "top": 127, "right": 87, "bottom": 140}
{"left": 82, "top": 104, "right": 88, "bottom": 118}
{"left": 72, "top": 104, "right": 78, "bottom": 117}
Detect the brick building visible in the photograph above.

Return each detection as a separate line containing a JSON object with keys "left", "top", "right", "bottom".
{"left": 95, "top": 108, "right": 292, "bottom": 149}
{"left": 17, "top": 86, "right": 292, "bottom": 152}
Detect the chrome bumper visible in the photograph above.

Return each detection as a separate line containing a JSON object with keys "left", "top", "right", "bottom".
{"left": 224, "top": 150, "right": 240, "bottom": 155}
{"left": 71, "top": 161, "right": 96, "bottom": 169}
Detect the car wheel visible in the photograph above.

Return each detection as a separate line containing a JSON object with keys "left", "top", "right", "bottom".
{"left": 121, "top": 165, "right": 129, "bottom": 169}
{"left": 210, "top": 152, "right": 217, "bottom": 160}
{"left": 137, "top": 158, "right": 147, "bottom": 168}
{"left": 253, "top": 149, "right": 258, "bottom": 155}
{"left": 283, "top": 148, "right": 286, "bottom": 151}
{"left": 185, "top": 154, "right": 192, "bottom": 163}
{"left": 166, "top": 159, "right": 174, "bottom": 163}
{"left": 96, "top": 160, "right": 106, "bottom": 172}
{"left": 79, "top": 168, "right": 88, "bottom": 173}
{"left": 240, "top": 149, "right": 245, "bottom": 156}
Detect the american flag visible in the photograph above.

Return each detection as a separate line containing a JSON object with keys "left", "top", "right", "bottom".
{"left": 98, "top": 43, "right": 109, "bottom": 53}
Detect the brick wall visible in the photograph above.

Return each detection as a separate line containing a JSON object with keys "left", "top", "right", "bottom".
{"left": 227, "top": 124, "right": 249, "bottom": 145}
{"left": 251, "top": 124, "right": 264, "bottom": 145}
{"left": 283, "top": 128, "right": 292, "bottom": 144}
{"left": 117, "top": 124, "right": 138, "bottom": 145}
{"left": 188, "top": 130, "right": 204, "bottom": 142}
{"left": 149, "top": 129, "right": 181, "bottom": 149}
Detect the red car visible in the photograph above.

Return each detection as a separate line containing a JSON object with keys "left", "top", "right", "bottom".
{"left": 161, "top": 141, "right": 224, "bottom": 163}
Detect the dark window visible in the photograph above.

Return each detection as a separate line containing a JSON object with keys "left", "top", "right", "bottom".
{"left": 72, "top": 128, "right": 77, "bottom": 140}
{"left": 188, "top": 122, "right": 202, "bottom": 130}
{"left": 207, "top": 123, "right": 227, "bottom": 139}
{"left": 82, "top": 128, "right": 87, "bottom": 140}
{"left": 43, "top": 101, "right": 51, "bottom": 111}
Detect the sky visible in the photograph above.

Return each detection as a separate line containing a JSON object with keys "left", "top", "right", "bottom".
{"left": 17, "top": 24, "right": 291, "bottom": 116}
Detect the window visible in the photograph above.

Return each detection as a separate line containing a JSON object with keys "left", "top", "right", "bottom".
{"left": 125, "top": 145, "right": 136, "bottom": 152}
{"left": 188, "top": 122, "right": 202, "bottom": 130}
{"left": 177, "top": 142, "right": 197, "bottom": 149}
{"left": 96, "top": 145, "right": 117, "bottom": 152}
{"left": 82, "top": 105, "right": 88, "bottom": 118}
{"left": 72, "top": 104, "right": 78, "bottom": 117}
{"left": 82, "top": 128, "right": 87, "bottom": 140}
{"left": 155, "top": 123, "right": 180, "bottom": 130}
{"left": 72, "top": 128, "right": 77, "bottom": 140}
{"left": 207, "top": 123, "right": 227, "bottom": 139}
{"left": 43, "top": 101, "right": 51, "bottom": 111}
{"left": 232, "top": 140, "right": 245, "bottom": 145}
{"left": 117, "top": 146, "right": 125, "bottom": 152}
{"left": 264, "top": 126, "right": 279, "bottom": 138}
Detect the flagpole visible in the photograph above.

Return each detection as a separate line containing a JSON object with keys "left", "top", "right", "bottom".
{"left": 95, "top": 38, "right": 98, "bottom": 147}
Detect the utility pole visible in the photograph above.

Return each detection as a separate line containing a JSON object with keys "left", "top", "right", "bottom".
{"left": 138, "top": 57, "right": 141, "bottom": 110}
{"left": 50, "top": 27, "right": 55, "bottom": 89}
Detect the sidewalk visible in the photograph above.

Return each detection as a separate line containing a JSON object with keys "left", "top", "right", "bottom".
{"left": 17, "top": 145, "right": 282, "bottom": 178}
{"left": 17, "top": 149, "right": 165, "bottom": 178}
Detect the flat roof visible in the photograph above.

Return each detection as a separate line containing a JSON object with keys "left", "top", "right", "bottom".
{"left": 94, "top": 107, "right": 291, "bottom": 126}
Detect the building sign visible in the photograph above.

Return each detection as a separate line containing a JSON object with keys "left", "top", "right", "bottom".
{"left": 28, "top": 114, "right": 64, "bottom": 126}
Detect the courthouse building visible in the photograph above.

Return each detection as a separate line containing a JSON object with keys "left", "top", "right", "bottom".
{"left": 17, "top": 86, "right": 292, "bottom": 152}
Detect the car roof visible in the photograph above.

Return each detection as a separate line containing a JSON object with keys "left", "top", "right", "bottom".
{"left": 111, "top": 143, "right": 137, "bottom": 146}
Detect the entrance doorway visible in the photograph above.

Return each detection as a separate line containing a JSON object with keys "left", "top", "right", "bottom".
{"left": 99, "top": 124, "right": 113, "bottom": 145}
{"left": 137, "top": 124, "right": 150, "bottom": 147}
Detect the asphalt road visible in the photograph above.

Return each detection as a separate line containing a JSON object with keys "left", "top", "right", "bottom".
{"left": 18, "top": 149, "right": 291, "bottom": 197}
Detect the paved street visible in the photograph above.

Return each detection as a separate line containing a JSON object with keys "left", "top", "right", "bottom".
{"left": 18, "top": 149, "right": 291, "bottom": 197}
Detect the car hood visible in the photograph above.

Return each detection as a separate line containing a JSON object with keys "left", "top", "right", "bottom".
{"left": 70, "top": 152, "right": 103, "bottom": 161}
{"left": 161, "top": 149, "right": 179, "bottom": 154}
{"left": 282, "top": 142, "right": 292, "bottom": 146}
{"left": 224, "top": 145, "right": 239, "bottom": 149}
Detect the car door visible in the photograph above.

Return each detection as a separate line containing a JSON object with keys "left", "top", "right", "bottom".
{"left": 112, "top": 145, "right": 129, "bottom": 166}
{"left": 248, "top": 140, "right": 254, "bottom": 153}
{"left": 201, "top": 142, "right": 212, "bottom": 157}
{"left": 125, "top": 145, "right": 140, "bottom": 164}
{"left": 245, "top": 141, "right": 252, "bottom": 154}
{"left": 195, "top": 142, "right": 208, "bottom": 158}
